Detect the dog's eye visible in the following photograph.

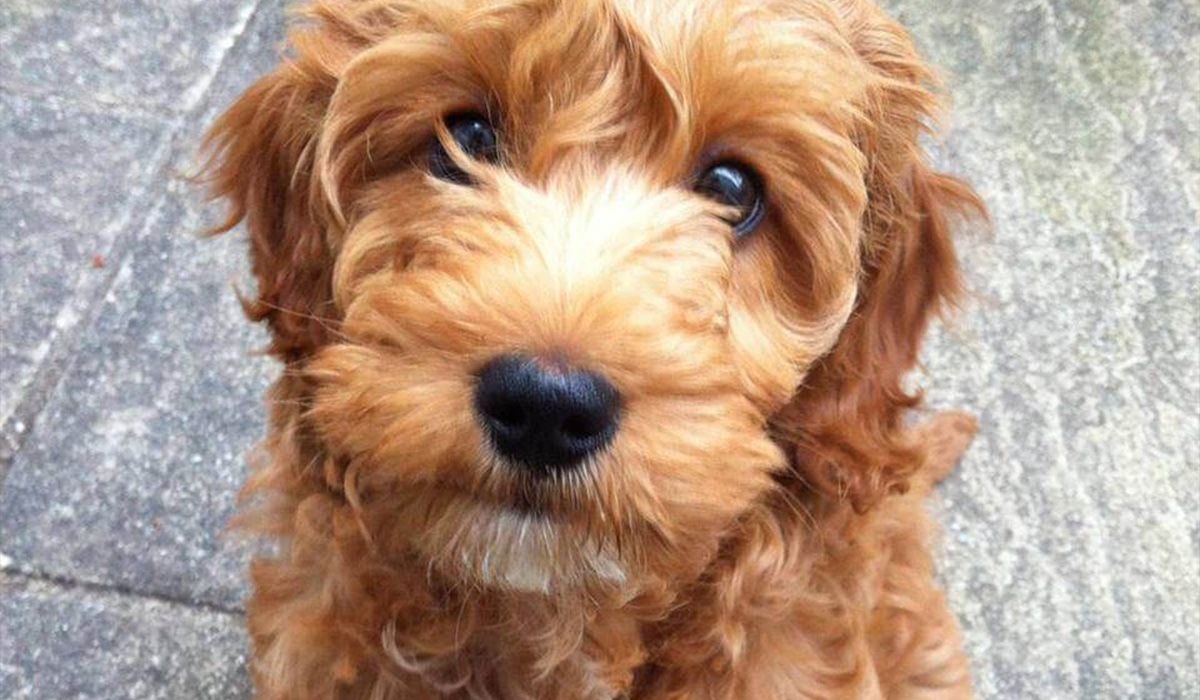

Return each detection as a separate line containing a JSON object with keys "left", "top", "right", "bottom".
{"left": 694, "top": 161, "right": 765, "bottom": 238}
{"left": 429, "top": 113, "right": 500, "bottom": 184}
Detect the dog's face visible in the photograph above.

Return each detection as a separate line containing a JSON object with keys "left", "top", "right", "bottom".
{"left": 206, "top": 0, "right": 972, "bottom": 593}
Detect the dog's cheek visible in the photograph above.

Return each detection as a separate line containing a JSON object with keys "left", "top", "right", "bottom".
{"left": 606, "top": 396, "right": 784, "bottom": 538}
{"left": 306, "top": 345, "right": 482, "bottom": 485}
{"left": 724, "top": 238, "right": 860, "bottom": 415}
{"left": 726, "top": 309, "right": 803, "bottom": 410}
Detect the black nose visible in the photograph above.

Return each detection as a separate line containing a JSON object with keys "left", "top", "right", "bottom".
{"left": 474, "top": 355, "right": 620, "bottom": 471}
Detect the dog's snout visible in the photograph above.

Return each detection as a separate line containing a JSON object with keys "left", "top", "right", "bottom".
{"left": 475, "top": 355, "right": 619, "bottom": 471}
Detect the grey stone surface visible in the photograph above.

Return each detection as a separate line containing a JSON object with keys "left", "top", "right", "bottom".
{"left": 0, "top": 575, "right": 249, "bottom": 699}
{"left": 170, "top": 0, "right": 293, "bottom": 176}
{"left": 0, "top": 0, "right": 1196, "bottom": 698}
{"left": 0, "top": 0, "right": 286, "bottom": 611}
{"left": 0, "top": 94, "right": 171, "bottom": 457}
{"left": 884, "top": 0, "right": 1200, "bottom": 697}
{"left": 0, "top": 0, "right": 259, "bottom": 115}
{"left": 0, "top": 185, "right": 273, "bottom": 610}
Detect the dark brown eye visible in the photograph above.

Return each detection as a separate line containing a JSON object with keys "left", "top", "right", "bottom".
{"left": 694, "top": 161, "right": 765, "bottom": 238}
{"left": 429, "top": 113, "right": 499, "bottom": 184}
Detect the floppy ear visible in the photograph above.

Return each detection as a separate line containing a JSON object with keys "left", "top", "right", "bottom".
{"left": 775, "top": 4, "right": 984, "bottom": 512}
{"left": 200, "top": 43, "right": 338, "bottom": 361}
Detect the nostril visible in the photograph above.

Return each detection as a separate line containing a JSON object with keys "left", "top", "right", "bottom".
{"left": 560, "top": 411, "right": 607, "bottom": 442}
{"left": 483, "top": 398, "right": 528, "bottom": 433}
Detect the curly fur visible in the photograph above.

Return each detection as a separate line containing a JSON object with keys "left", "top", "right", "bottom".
{"left": 200, "top": 0, "right": 984, "bottom": 697}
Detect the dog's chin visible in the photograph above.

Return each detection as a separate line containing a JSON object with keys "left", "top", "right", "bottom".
{"left": 406, "top": 488, "right": 630, "bottom": 596}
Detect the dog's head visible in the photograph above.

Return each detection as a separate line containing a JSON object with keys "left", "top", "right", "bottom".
{"left": 204, "top": 0, "right": 978, "bottom": 593}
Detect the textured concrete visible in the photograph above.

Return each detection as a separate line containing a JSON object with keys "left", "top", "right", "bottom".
{"left": 0, "top": 95, "right": 170, "bottom": 456}
{"left": 0, "top": 0, "right": 258, "bottom": 114}
{"left": 884, "top": 1, "right": 1200, "bottom": 697}
{"left": 0, "top": 190, "right": 270, "bottom": 610}
{"left": 0, "top": 1, "right": 1196, "bottom": 698}
{"left": 0, "top": 575, "right": 250, "bottom": 699}
{"left": 0, "top": 0, "right": 287, "bottom": 608}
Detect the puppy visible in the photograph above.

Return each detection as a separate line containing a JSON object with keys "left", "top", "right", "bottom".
{"left": 202, "top": 0, "right": 983, "bottom": 697}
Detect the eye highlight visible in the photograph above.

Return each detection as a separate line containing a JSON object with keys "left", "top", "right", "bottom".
{"left": 694, "top": 161, "right": 765, "bottom": 238}
{"left": 429, "top": 113, "right": 500, "bottom": 184}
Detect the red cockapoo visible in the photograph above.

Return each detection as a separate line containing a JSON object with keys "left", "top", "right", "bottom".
{"left": 202, "top": 0, "right": 983, "bottom": 697}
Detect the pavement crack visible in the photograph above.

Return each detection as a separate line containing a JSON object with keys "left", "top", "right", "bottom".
{"left": 0, "top": 568, "right": 244, "bottom": 618}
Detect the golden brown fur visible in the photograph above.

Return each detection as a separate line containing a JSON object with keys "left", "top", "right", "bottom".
{"left": 201, "top": 0, "right": 984, "bottom": 697}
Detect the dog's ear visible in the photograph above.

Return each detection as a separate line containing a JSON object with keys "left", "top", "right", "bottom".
{"left": 775, "top": 5, "right": 984, "bottom": 512}
{"left": 200, "top": 48, "right": 338, "bottom": 361}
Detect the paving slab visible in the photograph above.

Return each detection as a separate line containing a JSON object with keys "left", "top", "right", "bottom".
{"left": 0, "top": 93, "right": 172, "bottom": 458}
{"left": 0, "top": 0, "right": 287, "bottom": 624}
{"left": 0, "top": 0, "right": 260, "bottom": 115}
{"left": 171, "top": 0, "right": 293, "bottom": 179}
{"left": 0, "top": 576, "right": 249, "bottom": 700}
{"left": 0, "top": 182, "right": 274, "bottom": 610}
{"left": 886, "top": 0, "right": 1200, "bottom": 697}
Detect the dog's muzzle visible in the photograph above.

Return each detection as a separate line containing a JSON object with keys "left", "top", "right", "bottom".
{"left": 474, "top": 354, "right": 620, "bottom": 472}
